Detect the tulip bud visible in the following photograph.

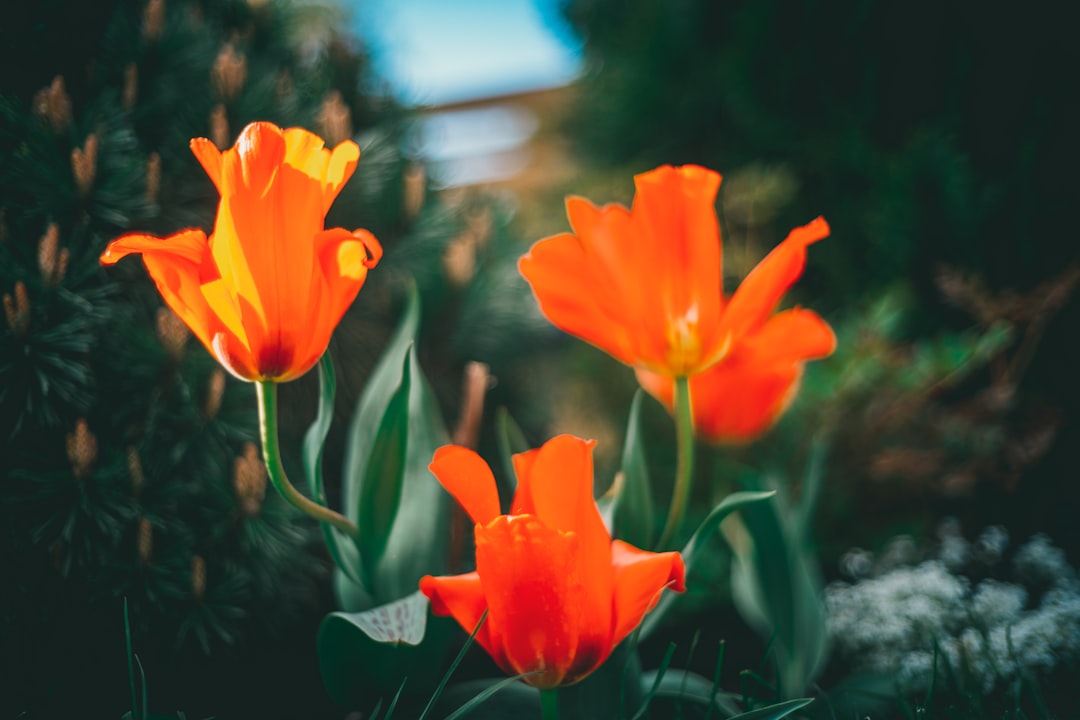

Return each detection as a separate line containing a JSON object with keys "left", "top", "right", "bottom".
{"left": 3, "top": 281, "right": 30, "bottom": 335}
{"left": 145, "top": 152, "right": 161, "bottom": 204}
{"left": 136, "top": 516, "right": 153, "bottom": 565}
{"left": 66, "top": 418, "right": 98, "bottom": 481}
{"left": 233, "top": 442, "right": 266, "bottom": 517}
{"left": 191, "top": 555, "right": 207, "bottom": 602}
{"left": 33, "top": 76, "right": 72, "bottom": 133}
{"left": 127, "top": 447, "right": 144, "bottom": 497}
{"left": 38, "top": 223, "right": 69, "bottom": 286}
{"left": 203, "top": 369, "right": 226, "bottom": 421}
{"left": 143, "top": 0, "right": 165, "bottom": 41}
{"left": 122, "top": 63, "right": 138, "bottom": 110}
{"left": 403, "top": 163, "right": 426, "bottom": 221}
{"left": 316, "top": 90, "right": 352, "bottom": 148}
{"left": 209, "top": 104, "right": 229, "bottom": 149}
{"left": 212, "top": 43, "right": 247, "bottom": 101}
{"left": 71, "top": 133, "right": 98, "bottom": 198}
{"left": 442, "top": 234, "right": 477, "bottom": 287}
{"left": 451, "top": 361, "right": 490, "bottom": 449}
{"left": 155, "top": 306, "right": 189, "bottom": 360}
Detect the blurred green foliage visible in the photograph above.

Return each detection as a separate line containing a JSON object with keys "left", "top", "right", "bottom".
{"left": 562, "top": 0, "right": 1079, "bottom": 304}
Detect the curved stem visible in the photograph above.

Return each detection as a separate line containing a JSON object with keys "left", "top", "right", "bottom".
{"left": 256, "top": 381, "right": 359, "bottom": 539}
{"left": 540, "top": 689, "right": 560, "bottom": 720}
{"left": 656, "top": 375, "right": 694, "bottom": 551}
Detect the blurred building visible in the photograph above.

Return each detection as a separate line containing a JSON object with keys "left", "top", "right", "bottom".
{"left": 351, "top": 0, "right": 580, "bottom": 188}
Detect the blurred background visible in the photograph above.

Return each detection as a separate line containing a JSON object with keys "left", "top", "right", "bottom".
{"left": 1, "top": 0, "right": 1077, "bottom": 717}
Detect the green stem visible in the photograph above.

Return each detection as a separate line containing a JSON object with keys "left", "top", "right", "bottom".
{"left": 656, "top": 375, "right": 694, "bottom": 550}
{"left": 540, "top": 689, "right": 560, "bottom": 720}
{"left": 256, "top": 381, "right": 359, "bottom": 539}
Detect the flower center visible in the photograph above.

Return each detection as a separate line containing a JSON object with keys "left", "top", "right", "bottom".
{"left": 665, "top": 306, "right": 702, "bottom": 375}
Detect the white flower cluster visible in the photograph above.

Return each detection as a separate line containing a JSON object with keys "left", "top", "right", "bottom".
{"left": 825, "top": 523, "right": 1080, "bottom": 693}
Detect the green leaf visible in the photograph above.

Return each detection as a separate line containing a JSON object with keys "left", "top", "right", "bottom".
{"left": 302, "top": 353, "right": 361, "bottom": 584}
{"left": 376, "top": 343, "right": 454, "bottom": 599}
{"left": 494, "top": 405, "right": 528, "bottom": 496}
{"left": 357, "top": 350, "right": 412, "bottom": 590}
{"left": 340, "top": 282, "right": 453, "bottom": 607}
{"left": 318, "top": 592, "right": 452, "bottom": 706}
{"left": 729, "top": 476, "right": 827, "bottom": 699}
{"left": 612, "top": 390, "right": 655, "bottom": 549}
{"left": 640, "top": 490, "right": 777, "bottom": 638}
{"left": 726, "top": 697, "right": 814, "bottom": 720}
{"left": 795, "top": 436, "right": 828, "bottom": 543}
{"left": 326, "top": 590, "right": 429, "bottom": 646}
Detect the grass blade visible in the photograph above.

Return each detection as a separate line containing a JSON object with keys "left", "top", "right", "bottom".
{"left": 631, "top": 642, "right": 677, "bottom": 720}
{"left": 704, "top": 640, "right": 726, "bottom": 720}
{"left": 417, "top": 610, "right": 488, "bottom": 720}
{"left": 382, "top": 678, "right": 407, "bottom": 720}
{"left": 443, "top": 672, "right": 541, "bottom": 720}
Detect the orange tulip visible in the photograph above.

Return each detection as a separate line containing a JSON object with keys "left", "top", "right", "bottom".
{"left": 635, "top": 216, "right": 836, "bottom": 442}
{"left": 518, "top": 164, "right": 835, "bottom": 441}
{"left": 100, "top": 121, "right": 381, "bottom": 382}
{"left": 520, "top": 165, "right": 729, "bottom": 378}
{"left": 419, "top": 435, "right": 685, "bottom": 689}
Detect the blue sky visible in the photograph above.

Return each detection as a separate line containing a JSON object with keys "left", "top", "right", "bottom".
{"left": 350, "top": 0, "right": 582, "bottom": 106}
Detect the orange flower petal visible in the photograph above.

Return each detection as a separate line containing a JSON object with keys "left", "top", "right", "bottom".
{"left": 520, "top": 165, "right": 731, "bottom": 376}
{"left": 564, "top": 197, "right": 650, "bottom": 333}
{"left": 515, "top": 436, "right": 604, "bottom": 540}
{"left": 630, "top": 165, "right": 725, "bottom": 373}
{"left": 420, "top": 571, "right": 504, "bottom": 670}
{"left": 199, "top": 276, "right": 250, "bottom": 351}
{"left": 280, "top": 129, "right": 360, "bottom": 213}
{"left": 100, "top": 229, "right": 208, "bottom": 267}
{"left": 190, "top": 137, "right": 224, "bottom": 193}
{"left": 719, "top": 217, "right": 830, "bottom": 343}
{"left": 510, "top": 435, "right": 614, "bottom": 640}
{"left": 324, "top": 139, "right": 362, "bottom": 212}
{"left": 208, "top": 326, "right": 261, "bottom": 381}
{"left": 636, "top": 358, "right": 803, "bottom": 444}
{"left": 647, "top": 307, "right": 834, "bottom": 442}
{"left": 742, "top": 307, "right": 837, "bottom": 362}
{"left": 281, "top": 127, "right": 329, "bottom": 177}
{"left": 428, "top": 445, "right": 502, "bottom": 525}
{"left": 475, "top": 515, "right": 607, "bottom": 688}
{"left": 281, "top": 227, "right": 382, "bottom": 381}
{"left": 519, "top": 230, "right": 637, "bottom": 367}
{"left": 102, "top": 230, "right": 255, "bottom": 374}
{"left": 213, "top": 125, "right": 305, "bottom": 341}
{"left": 509, "top": 447, "right": 540, "bottom": 515}
{"left": 609, "top": 540, "right": 686, "bottom": 646}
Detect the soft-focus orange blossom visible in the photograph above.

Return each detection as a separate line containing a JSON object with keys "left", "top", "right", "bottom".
{"left": 519, "top": 164, "right": 835, "bottom": 441}
{"left": 636, "top": 214, "right": 837, "bottom": 442}
{"left": 636, "top": 305, "right": 836, "bottom": 443}
{"left": 419, "top": 435, "right": 685, "bottom": 689}
{"left": 519, "top": 165, "right": 728, "bottom": 377}
{"left": 100, "top": 121, "right": 381, "bottom": 382}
